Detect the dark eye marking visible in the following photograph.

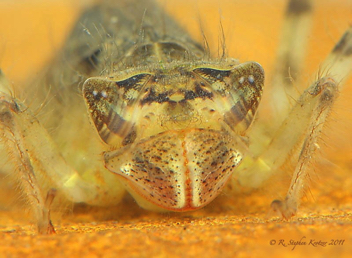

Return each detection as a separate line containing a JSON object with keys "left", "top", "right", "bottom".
{"left": 115, "top": 74, "right": 149, "bottom": 90}
{"left": 193, "top": 68, "right": 231, "bottom": 80}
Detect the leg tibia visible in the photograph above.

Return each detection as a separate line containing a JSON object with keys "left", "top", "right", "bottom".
{"left": 271, "top": 77, "right": 338, "bottom": 219}
{"left": 0, "top": 93, "right": 55, "bottom": 234}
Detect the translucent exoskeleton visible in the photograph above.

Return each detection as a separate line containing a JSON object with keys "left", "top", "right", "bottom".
{"left": 0, "top": 0, "right": 351, "bottom": 234}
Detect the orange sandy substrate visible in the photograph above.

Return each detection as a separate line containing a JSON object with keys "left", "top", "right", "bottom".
{"left": 0, "top": 191, "right": 352, "bottom": 257}
{"left": 0, "top": 1, "right": 352, "bottom": 257}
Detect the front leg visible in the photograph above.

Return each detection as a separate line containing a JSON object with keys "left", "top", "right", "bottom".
{"left": 271, "top": 27, "right": 352, "bottom": 218}
{"left": 235, "top": 28, "right": 352, "bottom": 218}
{"left": 270, "top": 77, "right": 338, "bottom": 219}
{"left": 0, "top": 91, "right": 56, "bottom": 234}
{"left": 0, "top": 79, "right": 124, "bottom": 233}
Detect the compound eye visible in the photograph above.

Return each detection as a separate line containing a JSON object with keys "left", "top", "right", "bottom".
{"left": 82, "top": 74, "right": 150, "bottom": 146}
{"left": 193, "top": 62, "right": 264, "bottom": 134}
